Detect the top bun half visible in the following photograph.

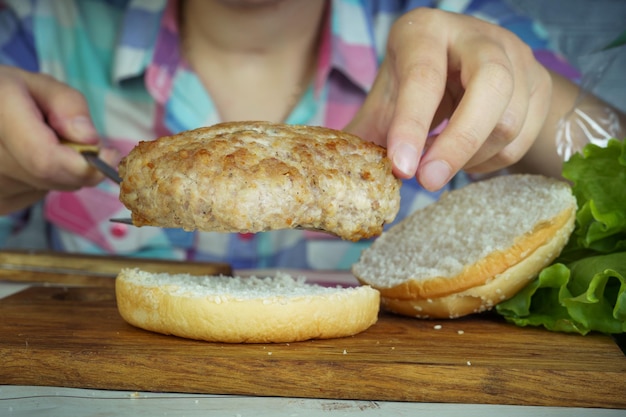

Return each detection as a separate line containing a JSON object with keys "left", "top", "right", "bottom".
{"left": 352, "top": 174, "right": 577, "bottom": 304}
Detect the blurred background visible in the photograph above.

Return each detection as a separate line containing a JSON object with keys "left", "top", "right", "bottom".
{"left": 3, "top": 0, "right": 626, "bottom": 250}
{"left": 506, "top": 0, "right": 626, "bottom": 112}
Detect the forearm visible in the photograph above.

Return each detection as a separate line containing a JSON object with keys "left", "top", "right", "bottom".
{"left": 513, "top": 71, "right": 626, "bottom": 178}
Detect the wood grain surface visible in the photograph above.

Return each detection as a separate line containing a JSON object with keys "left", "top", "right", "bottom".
{"left": 0, "top": 250, "right": 232, "bottom": 287}
{"left": 1, "top": 284, "right": 624, "bottom": 409}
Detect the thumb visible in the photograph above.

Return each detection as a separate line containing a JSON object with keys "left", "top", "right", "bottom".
{"left": 21, "top": 70, "right": 98, "bottom": 145}
{"left": 343, "top": 62, "right": 395, "bottom": 148}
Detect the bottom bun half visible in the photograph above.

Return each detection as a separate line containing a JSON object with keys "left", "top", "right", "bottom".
{"left": 116, "top": 269, "right": 380, "bottom": 343}
{"left": 381, "top": 211, "right": 575, "bottom": 319}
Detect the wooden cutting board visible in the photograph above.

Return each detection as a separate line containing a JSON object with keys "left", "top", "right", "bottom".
{"left": 0, "top": 250, "right": 232, "bottom": 286}
{"left": 1, "top": 282, "right": 625, "bottom": 409}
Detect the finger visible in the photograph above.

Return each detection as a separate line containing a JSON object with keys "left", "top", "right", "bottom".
{"left": 0, "top": 140, "right": 105, "bottom": 191}
{"left": 417, "top": 43, "right": 515, "bottom": 191}
{"left": 0, "top": 171, "right": 37, "bottom": 196}
{"left": 0, "top": 190, "right": 48, "bottom": 216}
{"left": 19, "top": 70, "right": 99, "bottom": 145}
{"left": 462, "top": 65, "right": 530, "bottom": 170}
{"left": 464, "top": 131, "right": 529, "bottom": 174}
{"left": 466, "top": 69, "right": 551, "bottom": 173}
{"left": 0, "top": 72, "right": 101, "bottom": 190}
{"left": 384, "top": 15, "right": 449, "bottom": 179}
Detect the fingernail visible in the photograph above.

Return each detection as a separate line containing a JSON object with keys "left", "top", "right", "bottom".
{"left": 70, "top": 116, "right": 97, "bottom": 139}
{"left": 392, "top": 143, "right": 419, "bottom": 178}
{"left": 420, "top": 159, "right": 452, "bottom": 191}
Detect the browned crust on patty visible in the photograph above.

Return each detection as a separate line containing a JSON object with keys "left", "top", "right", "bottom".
{"left": 118, "top": 121, "right": 401, "bottom": 241}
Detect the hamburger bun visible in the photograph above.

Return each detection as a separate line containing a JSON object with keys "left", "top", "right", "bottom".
{"left": 116, "top": 268, "right": 380, "bottom": 343}
{"left": 352, "top": 174, "right": 577, "bottom": 319}
{"left": 118, "top": 121, "right": 401, "bottom": 241}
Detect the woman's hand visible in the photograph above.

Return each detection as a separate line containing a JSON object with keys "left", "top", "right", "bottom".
{"left": 346, "top": 8, "right": 553, "bottom": 191}
{"left": 0, "top": 66, "right": 115, "bottom": 215}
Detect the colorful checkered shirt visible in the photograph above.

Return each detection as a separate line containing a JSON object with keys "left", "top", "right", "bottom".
{"left": 0, "top": 0, "right": 575, "bottom": 269}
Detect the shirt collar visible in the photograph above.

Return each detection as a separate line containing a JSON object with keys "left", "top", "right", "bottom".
{"left": 112, "top": 0, "right": 379, "bottom": 96}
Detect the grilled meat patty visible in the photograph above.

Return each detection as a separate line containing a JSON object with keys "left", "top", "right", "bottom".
{"left": 118, "top": 121, "right": 401, "bottom": 241}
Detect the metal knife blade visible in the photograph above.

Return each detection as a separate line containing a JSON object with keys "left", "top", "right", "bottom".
{"left": 62, "top": 140, "right": 122, "bottom": 184}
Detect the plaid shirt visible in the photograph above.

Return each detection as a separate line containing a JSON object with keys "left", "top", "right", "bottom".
{"left": 0, "top": 0, "right": 575, "bottom": 269}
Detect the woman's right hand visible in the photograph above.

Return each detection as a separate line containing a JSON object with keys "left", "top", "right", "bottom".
{"left": 0, "top": 66, "right": 115, "bottom": 215}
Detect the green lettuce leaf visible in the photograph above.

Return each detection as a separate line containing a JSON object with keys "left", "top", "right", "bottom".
{"left": 496, "top": 253, "right": 626, "bottom": 335}
{"left": 496, "top": 139, "right": 626, "bottom": 334}
{"left": 561, "top": 138, "right": 626, "bottom": 255}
